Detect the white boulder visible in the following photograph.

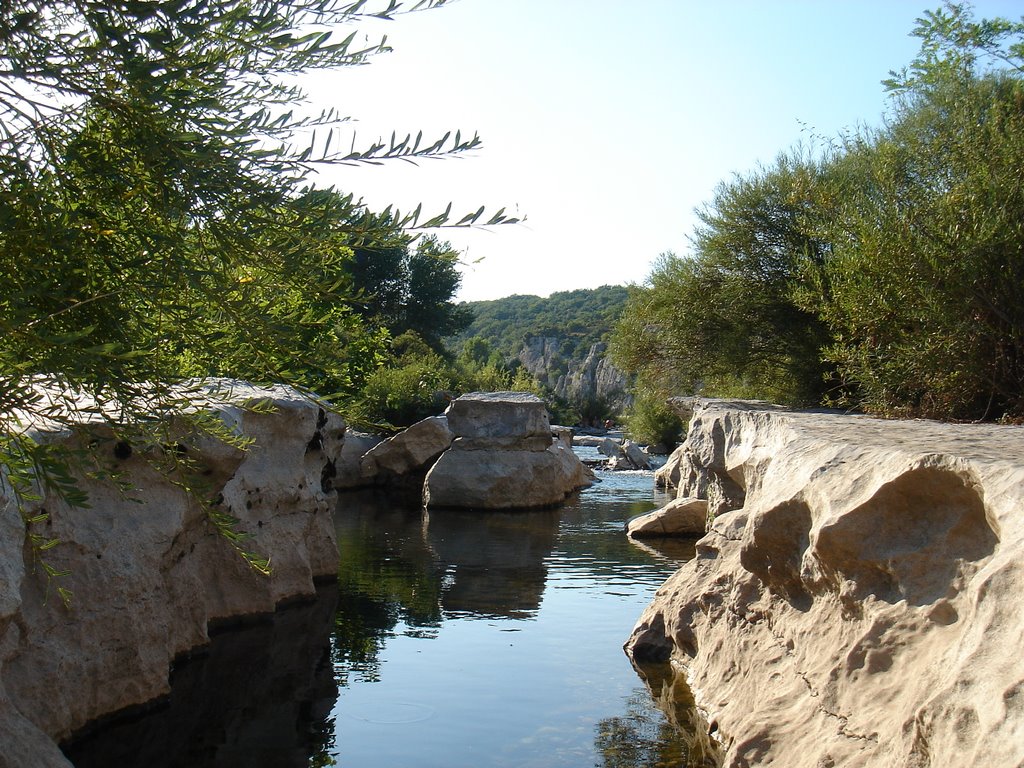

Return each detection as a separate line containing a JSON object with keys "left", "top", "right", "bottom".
{"left": 626, "top": 497, "right": 708, "bottom": 538}
{"left": 0, "top": 381, "right": 343, "bottom": 766}
{"left": 625, "top": 398, "right": 1024, "bottom": 768}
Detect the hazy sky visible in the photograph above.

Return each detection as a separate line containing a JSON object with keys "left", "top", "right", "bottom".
{"left": 303, "top": 0, "right": 1023, "bottom": 302}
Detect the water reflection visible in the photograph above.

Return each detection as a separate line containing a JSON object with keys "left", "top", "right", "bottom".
{"left": 426, "top": 508, "right": 561, "bottom": 619}
{"left": 63, "top": 468, "right": 715, "bottom": 768}
{"left": 607, "top": 662, "right": 725, "bottom": 768}
{"left": 329, "top": 474, "right": 715, "bottom": 768}
{"left": 62, "top": 586, "right": 339, "bottom": 768}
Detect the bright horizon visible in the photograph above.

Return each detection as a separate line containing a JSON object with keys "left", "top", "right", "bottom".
{"left": 303, "top": 0, "right": 1024, "bottom": 302}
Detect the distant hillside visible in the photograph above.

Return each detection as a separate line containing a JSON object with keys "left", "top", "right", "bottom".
{"left": 449, "top": 285, "right": 629, "bottom": 364}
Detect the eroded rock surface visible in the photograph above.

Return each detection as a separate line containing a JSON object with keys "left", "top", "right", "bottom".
{"left": 0, "top": 381, "right": 343, "bottom": 767}
{"left": 625, "top": 398, "right": 1024, "bottom": 768}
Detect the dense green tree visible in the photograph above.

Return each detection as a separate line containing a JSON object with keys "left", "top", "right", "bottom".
{"left": 347, "top": 232, "right": 471, "bottom": 351}
{"left": 0, "top": 0, "right": 514, "bottom": 578}
{"left": 404, "top": 236, "right": 474, "bottom": 348}
{"left": 803, "top": 3, "right": 1024, "bottom": 418}
{"left": 348, "top": 242, "right": 410, "bottom": 331}
{"left": 611, "top": 152, "right": 832, "bottom": 408}
{"left": 613, "top": 3, "right": 1024, "bottom": 422}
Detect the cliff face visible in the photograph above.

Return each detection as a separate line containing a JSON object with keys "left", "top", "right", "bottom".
{"left": 0, "top": 382, "right": 343, "bottom": 768}
{"left": 517, "top": 338, "right": 630, "bottom": 410}
{"left": 625, "top": 399, "right": 1024, "bottom": 768}
{"left": 553, "top": 342, "right": 630, "bottom": 410}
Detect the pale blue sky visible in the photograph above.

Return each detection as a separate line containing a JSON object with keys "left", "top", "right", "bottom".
{"left": 303, "top": 0, "right": 1024, "bottom": 301}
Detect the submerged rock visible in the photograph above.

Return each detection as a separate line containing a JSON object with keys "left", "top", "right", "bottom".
{"left": 624, "top": 398, "right": 1024, "bottom": 768}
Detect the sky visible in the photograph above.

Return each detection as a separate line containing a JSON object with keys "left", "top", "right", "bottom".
{"left": 301, "top": 0, "right": 1024, "bottom": 302}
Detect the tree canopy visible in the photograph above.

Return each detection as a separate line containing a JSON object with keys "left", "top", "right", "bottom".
{"left": 613, "top": 2, "right": 1024, "bottom": 422}
{"left": 0, "top": 0, "right": 512, "bottom": 576}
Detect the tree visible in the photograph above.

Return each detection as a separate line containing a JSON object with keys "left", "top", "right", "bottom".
{"left": 0, "top": 0, "right": 510, "bottom": 573}
{"left": 803, "top": 2, "right": 1024, "bottom": 418}
{"left": 404, "top": 236, "right": 474, "bottom": 348}
{"left": 611, "top": 151, "right": 833, "bottom": 409}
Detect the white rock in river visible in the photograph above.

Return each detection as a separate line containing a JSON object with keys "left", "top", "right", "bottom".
{"left": 627, "top": 497, "right": 708, "bottom": 538}
{"left": 422, "top": 392, "right": 592, "bottom": 510}
{"left": 0, "top": 380, "right": 343, "bottom": 767}
{"left": 625, "top": 398, "right": 1024, "bottom": 768}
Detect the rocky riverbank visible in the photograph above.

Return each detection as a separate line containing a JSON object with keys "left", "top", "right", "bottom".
{"left": 0, "top": 386, "right": 592, "bottom": 766}
{"left": 625, "top": 399, "right": 1024, "bottom": 768}
{"left": 0, "top": 382, "right": 343, "bottom": 768}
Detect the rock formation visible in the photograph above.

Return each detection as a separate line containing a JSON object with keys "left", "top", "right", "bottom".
{"left": 625, "top": 398, "right": 1024, "bottom": 768}
{"left": 422, "top": 392, "right": 592, "bottom": 509}
{"left": 0, "top": 381, "right": 343, "bottom": 768}
{"left": 626, "top": 497, "right": 708, "bottom": 538}
{"left": 598, "top": 437, "right": 651, "bottom": 471}
{"left": 517, "top": 336, "right": 565, "bottom": 386}
{"left": 359, "top": 415, "right": 453, "bottom": 491}
{"left": 553, "top": 342, "right": 631, "bottom": 411}
{"left": 517, "top": 338, "right": 631, "bottom": 412}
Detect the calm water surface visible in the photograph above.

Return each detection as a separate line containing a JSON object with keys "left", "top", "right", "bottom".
{"left": 65, "top": 455, "right": 713, "bottom": 767}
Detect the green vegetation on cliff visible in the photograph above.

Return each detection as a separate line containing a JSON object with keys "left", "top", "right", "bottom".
{"left": 450, "top": 285, "right": 629, "bottom": 364}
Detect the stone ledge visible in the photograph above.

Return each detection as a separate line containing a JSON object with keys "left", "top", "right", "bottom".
{"left": 0, "top": 381, "right": 343, "bottom": 767}
{"left": 626, "top": 400, "right": 1024, "bottom": 768}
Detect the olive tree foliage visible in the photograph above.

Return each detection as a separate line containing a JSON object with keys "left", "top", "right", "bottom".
{"left": 802, "top": 3, "right": 1024, "bottom": 418}
{"left": 611, "top": 151, "right": 833, "bottom": 411}
{"left": 0, "top": 0, "right": 511, "bottom": 581}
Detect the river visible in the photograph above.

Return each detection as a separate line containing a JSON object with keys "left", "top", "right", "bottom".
{"left": 64, "top": 453, "right": 715, "bottom": 767}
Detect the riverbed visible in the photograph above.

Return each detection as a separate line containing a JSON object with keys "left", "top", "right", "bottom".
{"left": 64, "top": 457, "right": 709, "bottom": 767}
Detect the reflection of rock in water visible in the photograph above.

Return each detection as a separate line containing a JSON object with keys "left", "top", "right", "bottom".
{"left": 425, "top": 509, "right": 561, "bottom": 619}
{"left": 62, "top": 586, "right": 339, "bottom": 768}
{"left": 627, "top": 661, "right": 725, "bottom": 768}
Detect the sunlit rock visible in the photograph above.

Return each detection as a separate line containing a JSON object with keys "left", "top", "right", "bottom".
{"left": 625, "top": 398, "right": 1024, "bottom": 768}
{"left": 444, "top": 391, "right": 551, "bottom": 451}
{"left": 422, "top": 392, "right": 591, "bottom": 510}
{"left": 626, "top": 497, "right": 708, "bottom": 538}
{"left": 0, "top": 381, "right": 344, "bottom": 767}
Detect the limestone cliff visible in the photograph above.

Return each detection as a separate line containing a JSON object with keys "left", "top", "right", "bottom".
{"left": 517, "top": 338, "right": 630, "bottom": 411}
{"left": 625, "top": 399, "right": 1024, "bottom": 768}
{"left": 552, "top": 342, "right": 630, "bottom": 411}
{"left": 0, "top": 381, "right": 343, "bottom": 768}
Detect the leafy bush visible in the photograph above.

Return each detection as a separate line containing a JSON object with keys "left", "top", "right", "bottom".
{"left": 622, "top": 376, "right": 684, "bottom": 449}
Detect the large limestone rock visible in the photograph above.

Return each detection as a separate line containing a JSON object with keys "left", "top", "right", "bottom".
{"left": 445, "top": 391, "right": 551, "bottom": 451}
{"left": 422, "top": 392, "right": 592, "bottom": 510}
{"left": 0, "top": 381, "right": 344, "bottom": 767}
{"left": 424, "top": 445, "right": 589, "bottom": 510}
{"left": 624, "top": 398, "right": 1024, "bottom": 768}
